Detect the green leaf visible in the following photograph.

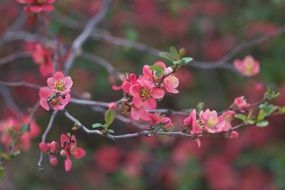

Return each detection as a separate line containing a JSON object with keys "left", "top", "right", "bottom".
{"left": 257, "top": 110, "right": 266, "bottom": 122}
{"left": 279, "top": 106, "right": 285, "bottom": 114}
{"left": 92, "top": 123, "right": 104, "bottom": 129}
{"left": 234, "top": 114, "right": 247, "bottom": 122}
{"left": 169, "top": 47, "right": 179, "bottom": 58}
{"left": 180, "top": 57, "right": 193, "bottom": 65}
{"left": 195, "top": 102, "right": 204, "bottom": 113}
{"left": 264, "top": 87, "right": 280, "bottom": 100}
{"left": 107, "top": 129, "right": 115, "bottom": 134}
{"left": 105, "top": 109, "right": 116, "bottom": 128}
{"left": 21, "top": 124, "right": 29, "bottom": 133}
{"left": 246, "top": 119, "right": 256, "bottom": 125}
{"left": 256, "top": 120, "right": 269, "bottom": 127}
{"left": 158, "top": 52, "right": 176, "bottom": 62}
{"left": 150, "top": 65, "right": 164, "bottom": 78}
{"left": 0, "top": 166, "right": 4, "bottom": 180}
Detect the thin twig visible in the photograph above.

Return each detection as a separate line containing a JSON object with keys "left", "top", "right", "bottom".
{"left": 37, "top": 111, "right": 58, "bottom": 171}
{"left": 64, "top": 0, "right": 113, "bottom": 74}
{"left": 0, "top": 84, "right": 24, "bottom": 119}
{"left": 0, "top": 80, "right": 42, "bottom": 89}
{"left": 82, "top": 52, "right": 118, "bottom": 75}
{"left": 0, "top": 51, "right": 30, "bottom": 66}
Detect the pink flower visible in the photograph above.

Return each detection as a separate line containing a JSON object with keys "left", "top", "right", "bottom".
{"left": 26, "top": 42, "right": 54, "bottom": 77}
{"left": 39, "top": 87, "right": 71, "bottom": 111}
{"left": 17, "top": 0, "right": 56, "bottom": 13}
{"left": 130, "top": 106, "right": 150, "bottom": 121}
{"left": 184, "top": 109, "right": 203, "bottom": 135}
{"left": 233, "top": 96, "right": 250, "bottom": 109}
{"left": 112, "top": 74, "right": 137, "bottom": 93}
{"left": 184, "top": 109, "right": 203, "bottom": 147}
{"left": 47, "top": 71, "right": 73, "bottom": 94}
{"left": 60, "top": 134, "right": 86, "bottom": 172}
{"left": 39, "top": 141, "right": 58, "bottom": 153}
{"left": 148, "top": 113, "right": 173, "bottom": 127}
{"left": 0, "top": 117, "right": 40, "bottom": 152}
{"left": 199, "top": 109, "right": 225, "bottom": 133}
{"left": 130, "top": 77, "right": 164, "bottom": 109}
{"left": 143, "top": 61, "right": 179, "bottom": 93}
{"left": 234, "top": 55, "right": 260, "bottom": 77}
{"left": 49, "top": 155, "right": 58, "bottom": 166}
{"left": 229, "top": 131, "right": 239, "bottom": 139}
{"left": 220, "top": 111, "right": 235, "bottom": 131}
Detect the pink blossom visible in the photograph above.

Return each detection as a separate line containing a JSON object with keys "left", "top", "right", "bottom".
{"left": 39, "top": 87, "right": 71, "bottom": 111}
{"left": 184, "top": 109, "right": 203, "bottom": 147}
{"left": 60, "top": 134, "right": 86, "bottom": 172}
{"left": 47, "top": 71, "right": 73, "bottom": 94}
{"left": 220, "top": 111, "right": 235, "bottom": 131}
{"left": 143, "top": 61, "right": 179, "bottom": 93}
{"left": 0, "top": 117, "right": 40, "bottom": 151}
{"left": 229, "top": 131, "right": 239, "bottom": 139}
{"left": 199, "top": 109, "right": 226, "bottom": 133}
{"left": 49, "top": 155, "right": 58, "bottom": 166}
{"left": 148, "top": 113, "right": 173, "bottom": 127}
{"left": 108, "top": 102, "right": 117, "bottom": 110}
{"left": 184, "top": 109, "right": 203, "bottom": 135}
{"left": 17, "top": 0, "right": 56, "bottom": 13}
{"left": 112, "top": 74, "right": 137, "bottom": 93}
{"left": 130, "top": 106, "right": 150, "bottom": 121}
{"left": 233, "top": 96, "right": 250, "bottom": 109}
{"left": 130, "top": 77, "right": 164, "bottom": 109}
{"left": 234, "top": 55, "right": 260, "bottom": 77}
{"left": 26, "top": 42, "right": 54, "bottom": 77}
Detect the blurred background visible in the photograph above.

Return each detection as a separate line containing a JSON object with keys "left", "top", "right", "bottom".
{"left": 1, "top": 0, "right": 285, "bottom": 189}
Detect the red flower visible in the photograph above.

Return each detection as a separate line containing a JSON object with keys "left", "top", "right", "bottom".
{"left": 26, "top": 42, "right": 54, "bottom": 77}
{"left": 47, "top": 71, "right": 73, "bottom": 94}
{"left": 17, "top": 0, "right": 56, "bottom": 13}
{"left": 39, "top": 87, "right": 71, "bottom": 111}
{"left": 60, "top": 134, "right": 86, "bottom": 172}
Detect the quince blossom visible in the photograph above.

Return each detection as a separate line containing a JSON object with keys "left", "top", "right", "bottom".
{"left": 199, "top": 109, "right": 226, "bottom": 133}
{"left": 47, "top": 71, "right": 73, "bottom": 94}
{"left": 143, "top": 61, "right": 179, "bottom": 93}
{"left": 234, "top": 55, "right": 260, "bottom": 77}
{"left": 39, "top": 71, "right": 73, "bottom": 111}
{"left": 130, "top": 77, "right": 165, "bottom": 109}
{"left": 0, "top": 116, "right": 40, "bottom": 151}
{"left": 26, "top": 42, "right": 54, "bottom": 77}
{"left": 60, "top": 134, "right": 86, "bottom": 172}
{"left": 233, "top": 96, "right": 250, "bottom": 109}
{"left": 39, "top": 134, "right": 86, "bottom": 172}
{"left": 39, "top": 87, "right": 71, "bottom": 111}
{"left": 17, "top": 0, "right": 56, "bottom": 13}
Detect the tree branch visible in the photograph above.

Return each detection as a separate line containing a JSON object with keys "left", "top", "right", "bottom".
{"left": 64, "top": 0, "right": 113, "bottom": 74}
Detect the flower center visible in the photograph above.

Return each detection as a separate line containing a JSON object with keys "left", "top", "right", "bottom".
{"left": 140, "top": 88, "right": 151, "bottom": 100}
{"left": 118, "top": 102, "right": 131, "bottom": 115}
{"left": 207, "top": 117, "right": 218, "bottom": 128}
{"left": 55, "top": 80, "right": 65, "bottom": 91}
{"left": 50, "top": 97, "right": 60, "bottom": 107}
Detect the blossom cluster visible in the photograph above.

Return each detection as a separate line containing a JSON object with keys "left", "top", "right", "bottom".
{"left": 17, "top": 0, "right": 56, "bottom": 13}
{"left": 39, "top": 133, "right": 86, "bottom": 172}
{"left": 183, "top": 96, "right": 249, "bottom": 147}
{"left": 39, "top": 71, "right": 73, "bottom": 111}
{"left": 113, "top": 61, "right": 179, "bottom": 125}
{"left": 26, "top": 42, "right": 55, "bottom": 77}
{"left": 0, "top": 116, "right": 40, "bottom": 152}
